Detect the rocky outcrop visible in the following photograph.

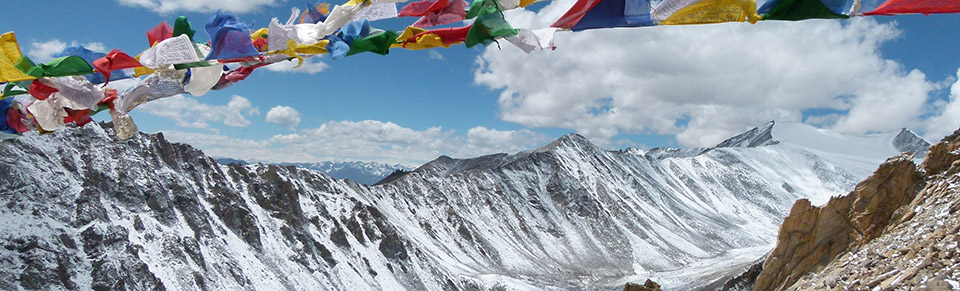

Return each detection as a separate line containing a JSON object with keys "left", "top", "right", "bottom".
{"left": 755, "top": 128, "right": 960, "bottom": 291}
{"left": 624, "top": 279, "right": 661, "bottom": 291}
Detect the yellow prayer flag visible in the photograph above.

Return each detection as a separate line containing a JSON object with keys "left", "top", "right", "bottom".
{"left": 267, "top": 39, "right": 330, "bottom": 68}
{"left": 396, "top": 27, "right": 455, "bottom": 50}
{"left": 0, "top": 32, "right": 37, "bottom": 82}
{"left": 661, "top": 0, "right": 761, "bottom": 25}
{"left": 132, "top": 54, "right": 156, "bottom": 77}
{"left": 250, "top": 28, "right": 269, "bottom": 41}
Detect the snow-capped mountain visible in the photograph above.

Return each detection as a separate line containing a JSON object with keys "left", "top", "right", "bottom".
{"left": 0, "top": 121, "right": 927, "bottom": 290}
{"left": 283, "top": 161, "right": 412, "bottom": 186}
{"left": 212, "top": 159, "right": 411, "bottom": 186}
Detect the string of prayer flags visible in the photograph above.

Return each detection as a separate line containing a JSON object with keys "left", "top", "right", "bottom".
{"left": 864, "top": 0, "right": 960, "bottom": 15}
{"left": 1, "top": 32, "right": 37, "bottom": 83}
{"left": 2, "top": 0, "right": 960, "bottom": 143}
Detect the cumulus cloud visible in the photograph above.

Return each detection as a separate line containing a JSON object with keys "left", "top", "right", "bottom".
{"left": 266, "top": 106, "right": 302, "bottom": 129}
{"left": 28, "top": 39, "right": 106, "bottom": 63}
{"left": 158, "top": 120, "right": 551, "bottom": 165}
{"left": 262, "top": 58, "right": 330, "bottom": 74}
{"left": 137, "top": 95, "right": 260, "bottom": 131}
{"left": 114, "top": 0, "right": 280, "bottom": 14}
{"left": 923, "top": 69, "right": 960, "bottom": 142}
{"left": 477, "top": 2, "right": 937, "bottom": 147}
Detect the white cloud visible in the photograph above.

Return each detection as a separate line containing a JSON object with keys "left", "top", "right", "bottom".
{"left": 137, "top": 95, "right": 260, "bottom": 131}
{"left": 114, "top": 0, "right": 280, "bottom": 14}
{"left": 429, "top": 50, "right": 445, "bottom": 61}
{"left": 262, "top": 58, "right": 330, "bottom": 74}
{"left": 265, "top": 106, "right": 302, "bottom": 129}
{"left": 923, "top": 69, "right": 960, "bottom": 142}
{"left": 156, "top": 120, "right": 551, "bottom": 165}
{"left": 28, "top": 39, "right": 106, "bottom": 63}
{"left": 477, "top": 3, "right": 937, "bottom": 147}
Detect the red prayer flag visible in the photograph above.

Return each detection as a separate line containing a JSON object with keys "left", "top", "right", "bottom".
{"left": 63, "top": 108, "right": 93, "bottom": 126}
{"left": 100, "top": 89, "right": 118, "bottom": 110}
{"left": 92, "top": 49, "right": 143, "bottom": 85}
{"left": 551, "top": 0, "right": 604, "bottom": 29}
{"left": 28, "top": 80, "right": 58, "bottom": 100}
{"left": 6, "top": 107, "right": 29, "bottom": 133}
{"left": 864, "top": 0, "right": 960, "bottom": 15}
{"left": 147, "top": 22, "right": 173, "bottom": 47}
{"left": 399, "top": 0, "right": 451, "bottom": 16}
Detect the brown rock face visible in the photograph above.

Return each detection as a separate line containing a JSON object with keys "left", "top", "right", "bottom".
{"left": 754, "top": 153, "right": 924, "bottom": 290}
{"left": 755, "top": 127, "right": 960, "bottom": 291}
{"left": 623, "top": 279, "right": 661, "bottom": 291}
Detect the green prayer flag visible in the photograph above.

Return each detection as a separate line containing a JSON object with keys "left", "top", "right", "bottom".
{"left": 466, "top": 0, "right": 499, "bottom": 19}
{"left": 15, "top": 57, "right": 42, "bottom": 79}
{"left": 347, "top": 31, "right": 401, "bottom": 56}
{"left": 174, "top": 16, "right": 196, "bottom": 41}
{"left": 761, "top": 0, "right": 848, "bottom": 21}
{"left": 174, "top": 60, "right": 216, "bottom": 70}
{"left": 14, "top": 56, "right": 93, "bottom": 78}
{"left": 39, "top": 56, "right": 94, "bottom": 77}
{"left": 2, "top": 82, "right": 27, "bottom": 98}
{"left": 465, "top": 2, "right": 517, "bottom": 48}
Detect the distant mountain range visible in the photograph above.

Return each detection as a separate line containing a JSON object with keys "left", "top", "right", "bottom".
{"left": 0, "top": 121, "right": 929, "bottom": 290}
{"left": 212, "top": 158, "right": 412, "bottom": 185}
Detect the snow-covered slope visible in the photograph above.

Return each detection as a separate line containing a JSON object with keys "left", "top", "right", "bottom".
{"left": 768, "top": 122, "right": 928, "bottom": 179}
{"left": 212, "top": 159, "right": 411, "bottom": 186}
{"left": 0, "top": 122, "right": 926, "bottom": 290}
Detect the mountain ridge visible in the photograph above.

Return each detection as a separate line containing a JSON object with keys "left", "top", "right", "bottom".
{"left": 0, "top": 122, "right": 929, "bottom": 290}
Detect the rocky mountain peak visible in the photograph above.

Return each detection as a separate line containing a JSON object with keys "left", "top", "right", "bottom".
{"left": 539, "top": 133, "right": 598, "bottom": 152}
{"left": 714, "top": 121, "right": 779, "bottom": 148}
{"left": 892, "top": 128, "right": 931, "bottom": 158}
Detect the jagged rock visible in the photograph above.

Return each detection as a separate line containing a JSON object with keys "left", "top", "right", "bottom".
{"left": 756, "top": 126, "right": 960, "bottom": 291}
{"left": 623, "top": 279, "right": 661, "bottom": 291}
{"left": 755, "top": 152, "right": 923, "bottom": 290}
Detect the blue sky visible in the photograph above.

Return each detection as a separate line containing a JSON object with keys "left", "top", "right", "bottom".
{"left": 4, "top": 0, "right": 960, "bottom": 165}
